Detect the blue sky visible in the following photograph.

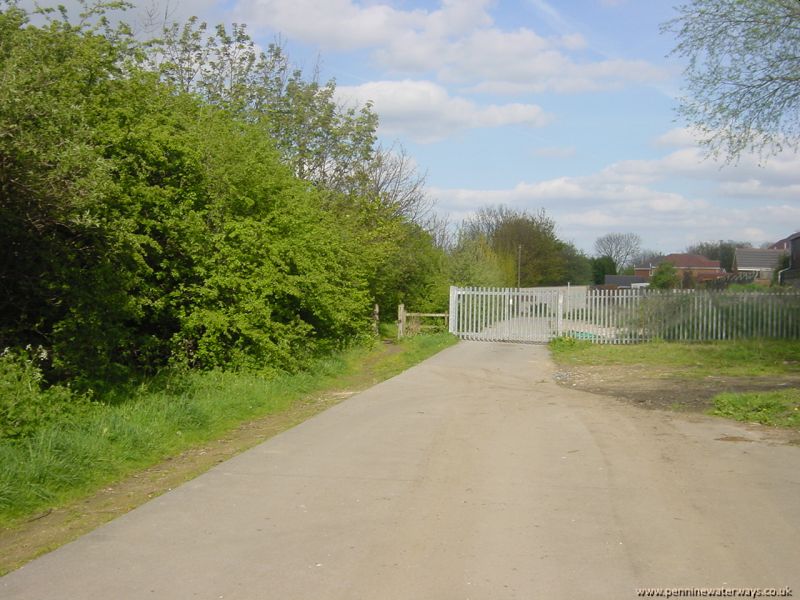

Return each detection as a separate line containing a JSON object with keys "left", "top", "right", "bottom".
{"left": 21, "top": 0, "right": 800, "bottom": 255}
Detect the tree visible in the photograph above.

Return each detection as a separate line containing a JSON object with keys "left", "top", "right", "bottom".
{"left": 594, "top": 233, "right": 641, "bottom": 270}
{"left": 687, "top": 240, "right": 750, "bottom": 272}
{"left": 773, "top": 252, "right": 791, "bottom": 285}
{"left": 448, "top": 234, "right": 507, "bottom": 288}
{"left": 559, "top": 243, "right": 593, "bottom": 285}
{"left": 0, "top": 3, "right": 380, "bottom": 381}
{"left": 590, "top": 256, "right": 617, "bottom": 285}
{"left": 664, "top": 0, "right": 800, "bottom": 162}
{"left": 650, "top": 263, "right": 680, "bottom": 289}
{"left": 353, "top": 142, "right": 432, "bottom": 224}
{"left": 631, "top": 249, "right": 663, "bottom": 268}
{"left": 146, "top": 19, "right": 379, "bottom": 191}
{"left": 460, "top": 206, "right": 568, "bottom": 287}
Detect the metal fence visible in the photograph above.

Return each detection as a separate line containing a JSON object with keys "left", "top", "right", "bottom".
{"left": 448, "top": 286, "right": 800, "bottom": 343}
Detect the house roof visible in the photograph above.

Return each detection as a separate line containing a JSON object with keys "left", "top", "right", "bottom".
{"left": 657, "top": 253, "right": 722, "bottom": 269}
{"left": 734, "top": 248, "right": 786, "bottom": 271}
{"left": 770, "top": 231, "right": 800, "bottom": 250}
{"left": 604, "top": 275, "right": 647, "bottom": 286}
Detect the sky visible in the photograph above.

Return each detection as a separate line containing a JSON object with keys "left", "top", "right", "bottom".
{"left": 18, "top": 0, "right": 800, "bottom": 255}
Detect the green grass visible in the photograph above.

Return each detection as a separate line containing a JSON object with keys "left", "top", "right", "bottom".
{"left": 548, "top": 337, "right": 800, "bottom": 378}
{"left": 712, "top": 389, "right": 800, "bottom": 428}
{"left": 0, "top": 333, "right": 457, "bottom": 526}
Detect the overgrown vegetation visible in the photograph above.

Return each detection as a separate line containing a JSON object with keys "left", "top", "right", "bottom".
{"left": 0, "top": 1, "right": 468, "bottom": 520}
{"left": 0, "top": 333, "right": 457, "bottom": 525}
{"left": 0, "top": 2, "right": 592, "bottom": 399}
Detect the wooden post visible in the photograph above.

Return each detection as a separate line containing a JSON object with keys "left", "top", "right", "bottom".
{"left": 397, "top": 304, "right": 405, "bottom": 339}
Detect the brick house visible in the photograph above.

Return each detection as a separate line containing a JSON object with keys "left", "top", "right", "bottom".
{"left": 778, "top": 232, "right": 800, "bottom": 287}
{"left": 634, "top": 253, "right": 725, "bottom": 285}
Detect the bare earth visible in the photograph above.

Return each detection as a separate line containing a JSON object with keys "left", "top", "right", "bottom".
{"left": 554, "top": 362, "right": 800, "bottom": 414}
{"left": 2, "top": 341, "right": 799, "bottom": 599}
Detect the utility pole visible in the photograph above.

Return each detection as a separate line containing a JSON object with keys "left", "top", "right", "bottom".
{"left": 517, "top": 244, "right": 522, "bottom": 289}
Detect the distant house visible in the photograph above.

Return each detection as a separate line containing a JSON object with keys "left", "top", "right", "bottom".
{"left": 732, "top": 248, "right": 786, "bottom": 282}
{"left": 603, "top": 275, "right": 648, "bottom": 289}
{"left": 633, "top": 253, "right": 725, "bottom": 284}
{"left": 778, "top": 232, "right": 800, "bottom": 287}
{"left": 769, "top": 232, "right": 800, "bottom": 252}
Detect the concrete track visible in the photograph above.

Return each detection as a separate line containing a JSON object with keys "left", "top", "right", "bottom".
{"left": 3, "top": 342, "right": 799, "bottom": 599}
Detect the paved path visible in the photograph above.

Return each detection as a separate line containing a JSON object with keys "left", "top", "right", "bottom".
{"left": 3, "top": 342, "right": 799, "bottom": 599}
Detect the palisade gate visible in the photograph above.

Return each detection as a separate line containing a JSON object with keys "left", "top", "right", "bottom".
{"left": 447, "top": 286, "right": 800, "bottom": 344}
{"left": 447, "top": 286, "right": 584, "bottom": 343}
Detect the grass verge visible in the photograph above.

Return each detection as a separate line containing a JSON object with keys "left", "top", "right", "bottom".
{"left": 548, "top": 337, "right": 800, "bottom": 378}
{"left": 711, "top": 389, "right": 800, "bottom": 428}
{"left": 0, "top": 333, "right": 457, "bottom": 529}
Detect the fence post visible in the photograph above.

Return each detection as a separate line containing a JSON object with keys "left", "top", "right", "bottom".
{"left": 448, "top": 286, "right": 458, "bottom": 335}
{"left": 557, "top": 292, "right": 564, "bottom": 337}
{"left": 397, "top": 304, "right": 405, "bottom": 340}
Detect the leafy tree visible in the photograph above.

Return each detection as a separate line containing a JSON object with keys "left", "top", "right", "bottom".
{"left": 460, "top": 206, "right": 568, "bottom": 287}
{"left": 590, "top": 256, "right": 617, "bottom": 285}
{"left": 448, "top": 234, "right": 507, "bottom": 288}
{"left": 664, "top": 0, "right": 800, "bottom": 162}
{"left": 0, "top": 3, "right": 146, "bottom": 380}
{"left": 369, "top": 223, "right": 448, "bottom": 312}
{"left": 650, "top": 262, "right": 680, "bottom": 289}
{"left": 146, "top": 19, "right": 378, "bottom": 192}
{"left": 594, "top": 233, "right": 641, "bottom": 270}
{"left": 559, "top": 243, "right": 593, "bottom": 285}
{"left": 0, "top": 3, "right": 381, "bottom": 383}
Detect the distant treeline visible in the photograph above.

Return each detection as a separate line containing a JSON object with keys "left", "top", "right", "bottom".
{"left": 0, "top": 2, "right": 592, "bottom": 387}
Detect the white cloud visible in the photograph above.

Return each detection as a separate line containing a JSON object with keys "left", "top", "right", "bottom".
{"left": 558, "top": 33, "right": 588, "bottom": 50}
{"left": 654, "top": 127, "right": 701, "bottom": 148}
{"left": 429, "top": 128, "right": 800, "bottom": 253}
{"left": 533, "top": 146, "right": 576, "bottom": 159}
{"left": 336, "top": 80, "right": 552, "bottom": 142}
{"left": 605, "top": 132, "right": 800, "bottom": 193}
{"left": 233, "top": 0, "right": 667, "bottom": 94}
{"left": 233, "top": 0, "right": 425, "bottom": 50}
{"left": 233, "top": 0, "right": 491, "bottom": 50}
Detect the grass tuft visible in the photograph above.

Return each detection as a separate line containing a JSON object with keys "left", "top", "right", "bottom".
{"left": 712, "top": 389, "right": 800, "bottom": 428}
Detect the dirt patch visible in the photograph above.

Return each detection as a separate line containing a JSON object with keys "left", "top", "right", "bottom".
{"left": 553, "top": 364, "right": 800, "bottom": 412}
{"left": 0, "top": 341, "right": 404, "bottom": 576}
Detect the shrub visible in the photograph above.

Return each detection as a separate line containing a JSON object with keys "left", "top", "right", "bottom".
{"left": 0, "top": 347, "right": 93, "bottom": 440}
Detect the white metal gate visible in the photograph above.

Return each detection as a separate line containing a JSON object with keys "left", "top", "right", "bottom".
{"left": 448, "top": 286, "right": 800, "bottom": 344}
{"left": 447, "top": 286, "right": 581, "bottom": 342}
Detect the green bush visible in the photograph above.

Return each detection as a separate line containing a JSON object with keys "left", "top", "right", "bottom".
{"left": 0, "top": 347, "right": 93, "bottom": 440}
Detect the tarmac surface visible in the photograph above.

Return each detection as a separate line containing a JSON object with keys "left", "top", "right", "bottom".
{"left": 3, "top": 341, "right": 799, "bottom": 599}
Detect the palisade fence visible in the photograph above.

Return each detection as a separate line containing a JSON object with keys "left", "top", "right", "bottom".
{"left": 448, "top": 286, "right": 800, "bottom": 344}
